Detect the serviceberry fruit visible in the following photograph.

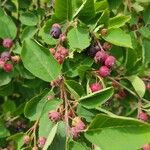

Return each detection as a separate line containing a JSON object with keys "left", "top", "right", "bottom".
{"left": 11, "top": 55, "right": 20, "bottom": 64}
{"left": 103, "top": 42, "right": 112, "bottom": 50}
{"left": 3, "top": 38, "right": 13, "bottom": 49}
{"left": 146, "top": 83, "right": 150, "bottom": 90}
{"left": 3, "top": 63, "right": 13, "bottom": 72}
{"left": 50, "top": 24, "right": 62, "bottom": 39}
{"left": 48, "top": 110, "right": 61, "bottom": 122}
{"left": 59, "top": 33, "right": 66, "bottom": 42}
{"left": 0, "top": 51, "right": 11, "bottom": 62}
{"left": 94, "top": 51, "right": 108, "bottom": 63}
{"left": 118, "top": 90, "right": 126, "bottom": 99}
{"left": 90, "top": 83, "right": 103, "bottom": 92}
{"left": 87, "top": 45, "right": 100, "bottom": 58}
{"left": 105, "top": 55, "right": 116, "bottom": 67}
{"left": 71, "top": 127, "right": 81, "bottom": 139}
{"left": 138, "top": 111, "right": 148, "bottom": 121}
{"left": 49, "top": 48, "right": 56, "bottom": 55}
{"left": 23, "top": 135, "right": 30, "bottom": 145}
{"left": 98, "top": 66, "right": 111, "bottom": 77}
{"left": 100, "top": 28, "right": 108, "bottom": 36}
{"left": 38, "top": 137, "right": 46, "bottom": 148}
{"left": 32, "top": 146, "right": 38, "bottom": 150}
{"left": 72, "top": 117, "right": 85, "bottom": 130}
{"left": 0, "top": 59, "right": 5, "bottom": 68}
{"left": 143, "top": 144, "right": 150, "bottom": 150}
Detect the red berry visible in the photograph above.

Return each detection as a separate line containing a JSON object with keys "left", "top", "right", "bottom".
{"left": 98, "top": 66, "right": 111, "bottom": 77}
{"left": 143, "top": 144, "right": 150, "bottom": 150}
{"left": 38, "top": 137, "right": 46, "bottom": 148}
{"left": 3, "top": 63, "right": 13, "bottom": 72}
{"left": 118, "top": 90, "right": 126, "bottom": 98}
{"left": 105, "top": 56, "right": 116, "bottom": 67}
{"left": 90, "top": 83, "right": 103, "bottom": 92}
{"left": 23, "top": 135, "right": 30, "bottom": 145}
{"left": 138, "top": 111, "right": 148, "bottom": 121}
{"left": 146, "top": 83, "right": 150, "bottom": 90}
{"left": 48, "top": 110, "right": 61, "bottom": 122}
{"left": 72, "top": 117, "right": 85, "bottom": 130}
{"left": 94, "top": 51, "right": 108, "bottom": 63}
{"left": 1, "top": 51, "right": 11, "bottom": 62}
{"left": 3, "top": 38, "right": 13, "bottom": 49}
{"left": 59, "top": 34, "right": 66, "bottom": 42}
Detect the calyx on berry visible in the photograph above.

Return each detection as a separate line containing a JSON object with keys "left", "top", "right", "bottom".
{"left": 3, "top": 38, "right": 13, "bottom": 49}
{"left": 50, "top": 23, "right": 62, "bottom": 39}
{"left": 90, "top": 83, "right": 103, "bottom": 93}
{"left": 48, "top": 110, "right": 61, "bottom": 122}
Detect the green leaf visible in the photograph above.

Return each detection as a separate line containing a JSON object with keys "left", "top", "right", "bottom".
{"left": 107, "top": 0, "right": 123, "bottom": 10}
{"left": 55, "top": 0, "right": 72, "bottom": 21}
{"left": 143, "top": 39, "right": 150, "bottom": 64}
{"left": 79, "top": 87, "right": 114, "bottom": 109}
{"left": 0, "top": 72, "right": 12, "bottom": 87}
{"left": 2, "top": 100, "right": 16, "bottom": 114}
{"left": 67, "top": 27, "right": 91, "bottom": 52}
{"left": 39, "top": 113, "right": 53, "bottom": 137}
{"left": 143, "top": 5, "right": 150, "bottom": 24}
{"left": 0, "top": 121, "right": 10, "bottom": 138}
{"left": 43, "top": 123, "right": 58, "bottom": 150}
{"left": 20, "top": 12, "right": 39, "bottom": 26}
{"left": 65, "top": 80, "right": 85, "bottom": 99}
{"left": 21, "top": 26, "right": 37, "bottom": 41}
{"left": 24, "top": 90, "right": 62, "bottom": 120}
{"left": 21, "top": 39, "right": 61, "bottom": 82}
{"left": 74, "top": 0, "right": 95, "bottom": 22}
{"left": 0, "top": 8, "right": 17, "bottom": 39}
{"left": 68, "top": 141, "right": 87, "bottom": 150}
{"left": 132, "top": 3, "right": 144, "bottom": 12}
{"left": 109, "top": 15, "right": 131, "bottom": 29}
{"left": 39, "top": 20, "right": 57, "bottom": 45}
{"left": 138, "top": 27, "right": 150, "bottom": 40}
{"left": 85, "top": 114, "right": 150, "bottom": 150}
{"left": 7, "top": 133, "right": 24, "bottom": 150}
{"left": 48, "top": 121, "right": 66, "bottom": 150}
{"left": 103, "top": 28, "right": 133, "bottom": 48}
{"left": 95, "top": 0, "right": 109, "bottom": 12}
{"left": 127, "top": 75, "right": 146, "bottom": 97}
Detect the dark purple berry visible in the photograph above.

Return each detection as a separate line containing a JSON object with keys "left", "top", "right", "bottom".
{"left": 1, "top": 51, "right": 11, "bottom": 62}
{"left": 87, "top": 45, "right": 100, "bottom": 58}
{"left": 50, "top": 24, "right": 62, "bottom": 39}
{"left": 3, "top": 38, "right": 13, "bottom": 48}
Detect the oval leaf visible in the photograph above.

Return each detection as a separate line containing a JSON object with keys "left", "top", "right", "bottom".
{"left": 21, "top": 39, "right": 61, "bottom": 82}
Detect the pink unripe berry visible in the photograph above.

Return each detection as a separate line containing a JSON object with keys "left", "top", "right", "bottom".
{"left": 146, "top": 83, "right": 150, "bottom": 90}
{"left": 49, "top": 48, "right": 56, "bottom": 55}
{"left": 98, "top": 66, "right": 111, "bottom": 77}
{"left": 72, "top": 117, "right": 85, "bottom": 130}
{"left": 138, "top": 111, "right": 148, "bottom": 121}
{"left": 3, "top": 38, "right": 13, "bottom": 49}
{"left": 0, "top": 59, "right": 5, "bottom": 68}
{"left": 105, "top": 55, "right": 116, "bottom": 67}
{"left": 59, "top": 34, "right": 66, "bottom": 42}
{"left": 118, "top": 90, "right": 126, "bottom": 98}
{"left": 11, "top": 55, "right": 20, "bottom": 64}
{"left": 94, "top": 51, "right": 108, "bottom": 63}
{"left": 3, "top": 63, "right": 13, "bottom": 72}
{"left": 71, "top": 127, "right": 81, "bottom": 139}
{"left": 143, "top": 144, "right": 150, "bottom": 150}
{"left": 90, "top": 83, "right": 103, "bottom": 92}
{"left": 1, "top": 51, "right": 11, "bottom": 62}
{"left": 48, "top": 110, "right": 61, "bottom": 122}
{"left": 23, "top": 135, "right": 30, "bottom": 145}
{"left": 38, "top": 137, "right": 46, "bottom": 148}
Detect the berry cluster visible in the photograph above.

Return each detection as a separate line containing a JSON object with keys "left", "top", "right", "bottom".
{"left": 94, "top": 48, "right": 116, "bottom": 77}
{"left": 71, "top": 117, "right": 86, "bottom": 138}
{"left": 0, "top": 38, "right": 20, "bottom": 72}
{"left": 49, "top": 45, "right": 69, "bottom": 64}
